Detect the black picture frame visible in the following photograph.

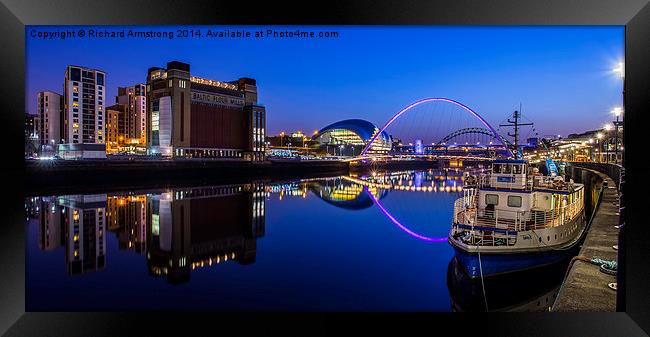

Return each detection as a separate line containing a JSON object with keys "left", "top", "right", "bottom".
{"left": 2, "top": 0, "right": 650, "bottom": 336}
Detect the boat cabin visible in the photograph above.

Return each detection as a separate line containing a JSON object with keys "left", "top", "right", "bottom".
{"left": 488, "top": 159, "right": 528, "bottom": 190}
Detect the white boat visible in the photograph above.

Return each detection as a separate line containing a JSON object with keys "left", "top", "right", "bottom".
{"left": 448, "top": 159, "right": 587, "bottom": 278}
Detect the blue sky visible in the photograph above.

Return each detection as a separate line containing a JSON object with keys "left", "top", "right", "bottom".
{"left": 26, "top": 26, "right": 623, "bottom": 136}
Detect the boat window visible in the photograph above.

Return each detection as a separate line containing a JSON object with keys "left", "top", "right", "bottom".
{"left": 493, "top": 164, "right": 502, "bottom": 173}
{"left": 508, "top": 195, "right": 522, "bottom": 207}
{"left": 485, "top": 194, "right": 499, "bottom": 205}
{"left": 512, "top": 165, "right": 522, "bottom": 174}
{"left": 502, "top": 164, "right": 512, "bottom": 174}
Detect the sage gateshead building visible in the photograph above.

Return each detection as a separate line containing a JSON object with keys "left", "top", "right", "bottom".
{"left": 146, "top": 61, "right": 266, "bottom": 161}
{"left": 314, "top": 119, "right": 391, "bottom": 155}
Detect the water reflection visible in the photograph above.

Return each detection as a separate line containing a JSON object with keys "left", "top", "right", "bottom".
{"left": 27, "top": 170, "right": 467, "bottom": 282}
{"left": 146, "top": 184, "right": 266, "bottom": 284}
{"left": 26, "top": 166, "right": 568, "bottom": 311}
{"left": 28, "top": 183, "right": 266, "bottom": 284}
{"left": 446, "top": 255, "right": 567, "bottom": 312}
{"left": 35, "top": 195, "right": 108, "bottom": 275}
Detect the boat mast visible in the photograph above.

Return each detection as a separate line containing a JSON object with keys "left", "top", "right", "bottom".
{"left": 499, "top": 105, "right": 533, "bottom": 159}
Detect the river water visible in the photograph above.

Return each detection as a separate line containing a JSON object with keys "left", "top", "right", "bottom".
{"left": 25, "top": 168, "right": 567, "bottom": 311}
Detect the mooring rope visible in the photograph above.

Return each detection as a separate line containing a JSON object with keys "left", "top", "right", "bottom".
{"left": 477, "top": 246, "right": 489, "bottom": 312}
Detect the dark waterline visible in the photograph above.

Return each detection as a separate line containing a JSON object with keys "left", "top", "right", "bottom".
{"left": 25, "top": 168, "right": 567, "bottom": 311}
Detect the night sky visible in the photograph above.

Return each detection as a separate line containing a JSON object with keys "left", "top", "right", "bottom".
{"left": 26, "top": 26, "right": 623, "bottom": 137}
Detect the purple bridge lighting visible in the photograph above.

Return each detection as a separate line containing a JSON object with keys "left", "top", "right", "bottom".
{"left": 360, "top": 97, "right": 510, "bottom": 156}
{"left": 365, "top": 186, "right": 448, "bottom": 243}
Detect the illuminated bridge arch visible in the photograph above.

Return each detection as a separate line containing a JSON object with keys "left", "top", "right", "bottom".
{"left": 360, "top": 98, "right": 510, "bottom": 156}
{"left": 439, "top": 127, "right": 512, "bottom": 146}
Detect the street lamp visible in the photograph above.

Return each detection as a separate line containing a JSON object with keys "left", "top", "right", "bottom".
{"left": 612, "top": 61, "right": 624, "bottom": 166}
{"left": 596, "top": 132, "right": 604, "bottom": 162}
{"left": 612, "top": 107, "right": 623, "bottom": 164}
{"left": 603, "top": 124, "right": 613, "bottom": 162}
{"left": 280, "top": 131, "right": 285, "bottom": 147}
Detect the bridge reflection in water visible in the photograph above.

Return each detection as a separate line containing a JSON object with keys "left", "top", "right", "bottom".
{"left": 28, "top": 169, "right": 467, "bottom": 283}
{"left": 307, "top": 169, "right": 572, "bottom": 312}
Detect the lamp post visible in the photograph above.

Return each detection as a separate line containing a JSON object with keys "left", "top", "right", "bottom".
{"left": 612, "top": 107, "right": 623, "bottom": 165}
{"left": 612, "top": 62, "right": 624, "bottom": 165}
{"left": 596, "top": 132, "right": 603, "bottom": 163}
{"left": 604, "top": 123, "right": 613, "bottom": 163}
{"left": 612, "top": 60, "right": 625, "bottom": 312}
{"left": 280, "top": 131, "right": 285, "bottom": 147}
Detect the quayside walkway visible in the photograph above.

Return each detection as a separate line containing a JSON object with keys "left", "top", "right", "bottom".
{"left": 552, "top": 168, "right": 620, "bottom": 311}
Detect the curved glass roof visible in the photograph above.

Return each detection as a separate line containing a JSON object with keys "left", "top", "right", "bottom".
{"left": 318, "top": 119, "right": 390, "bottom": 143}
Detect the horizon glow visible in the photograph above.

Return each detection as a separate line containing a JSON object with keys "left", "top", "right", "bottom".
{"left": 26, "top": 26, "right": 624, "bottom": 137}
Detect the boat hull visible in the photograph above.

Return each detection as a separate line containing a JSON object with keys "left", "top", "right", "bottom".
{"left": 451, "top": 245, "right": 579, "bottom": 279}
{"left": 449, "top": 207, "right": 587, "bottom": 278}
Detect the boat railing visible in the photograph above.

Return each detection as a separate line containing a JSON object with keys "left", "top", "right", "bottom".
{"left": 459, "top": 228, "right": 518, "bottom": 247}
{"left": 453, "top": 194, "right": 584, "bottom": 232}
{"left": 472, "top": 173, "right": 574, "bottom": 192}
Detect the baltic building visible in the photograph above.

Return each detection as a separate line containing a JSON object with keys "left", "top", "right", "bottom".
{"left": 147, "top": 61, "right": 266, "bottom": 161}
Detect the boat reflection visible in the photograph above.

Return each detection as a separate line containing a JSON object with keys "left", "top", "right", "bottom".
{"left": 446, "top": 255, "right": 568, "bottom": 312}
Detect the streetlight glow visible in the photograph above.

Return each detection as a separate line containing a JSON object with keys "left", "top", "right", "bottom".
{"left": 612, "top": 61, "right": 624, "bottom": 79}
{"left": 612, "top": 107, "right": 623, "bottom": 117}
{"left": 604, "top": 123, "right": 613, "bottom": 131}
